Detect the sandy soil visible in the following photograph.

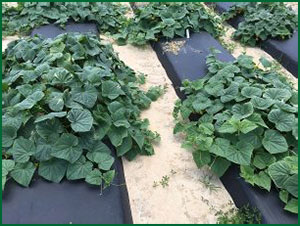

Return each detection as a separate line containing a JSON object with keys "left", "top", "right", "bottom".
{"left": 110, "top": 42, "right": 234, "bottom": 224}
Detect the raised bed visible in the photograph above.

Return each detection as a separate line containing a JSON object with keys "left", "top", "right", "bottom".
{"left": 152, "top": 31, "right": 298, "bottom": 224}
{"left": 2, "top": 23, "right": 133, "bottom": 224}
{"left": 213, "top": 2, "right": 298, "bottom": 78}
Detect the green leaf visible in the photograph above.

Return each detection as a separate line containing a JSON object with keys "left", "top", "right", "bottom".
{"left": 38, "top": 158, "right": 68, "bottom": 183}
{"left": 240, "top": 166, "right": 271, "bottom": 191}
{"left": 263, "top": 88, "right": 292, "bottom": 101}
{"left": 268, "top": 109, "right": 295, "bottom": 132}
{"left": 2, "top": 125, "right": 17, "bottom": 148}
{"left": 241, "top": 86, "right": 262, "bottom": 98}
{"left": 232, "top": 102, "right": 254, "bottom": 120}
{"left": 10, "top": 162, "right": 36, "bottom": 187}
{"left": 129, "top": 129, "right": 144, "bottom": 150}
{"left": 289, "top": 91, "right": 298, "bottom": 105}
{"left": 2, "top": 159, "right": 15, "bottom": 177}
{"left": 85, "top": 169, "right": 102, "bottom": 186}
{"left": 253, "top": 151, "right": 276, "bottom": 169}
{"left": 262, "top": 130, "right": 288, "bottom": 154}
{"left": 218, "top": 120, "right": 237, "bottom": 134}
{"left": 192, "top": 150, "right": 211, "bottom": 168}
{"left": 279, "top": 190, "right": 289, "bottom": 204}
{"left": 275, "top": 101, "right": 297, "bottom": 113}
{"left": 216, "top": 64, "right": 240, "bottom": 78}
{"left": 192, "top": 95, "right": 212, "bottom": 112}
{"left": 247, "top": 113, "right": 268, "bottom": 128}
{"left": 103, "top": 170, "right": 115, "bottom": 188}
{"left": 219, "top": 118, "right": 257, "bottom": 134}
{"left": 48, "top": 92, "right": 64, "bottom": 112}
{"left": 252, "top": 171, "right": 272, "bottom": 191}
{"left": 198, "top": 123, "right": 214, "bottom": 136}
{"left": 112, "top": 109, "right": 130, "bottom": 128}
{"left": 14, "top": 91, "right": 44, "bottom": 111}
{"left": 284, "top": 198, "right": 298, "bottom": 214}
{"left": 102, "top": 81, "right": 125, "bottom": 100}
{"left": 251, "top": 97, "right": 274, "bottom": 110}
{"left": 52, "top": 133, "right": 82, "bottom": 163}
{"left": 283, "top": 174, "right": 298, "bottom": 198}
{"left": 12, "top": 137, "right": 36, "bottom": 163}
{"left": 116, "top": 136, "right": 133, "bottom": 157}
{"left": 2, "top": 114, "right": 23, "bottom": 130}
{"left": 259, "top": 57, "right": 272, "bottom": 68}
{"left": 237, "top": 55, "right": 253, "bottom": 69}
{"left": 268, "top": 157, "right": 296, "bottom": 189}
{"left": 66, "top": 156, "right": 93, "bottom": 180}
{"left": 239, "top": 128, "right": 263, "bottom": 149}
{"left": 107, "top": 125, "right": 128, "bottom": 147}
{"left": 226, "top": 141, "right": 253, "bottom": 165}
{"left": 211, "top": 138, "right": 253, "bottom": 165}
{"left": 35, "top": 112, "right": 67, "bottom": 123}
{"left": 36, "top": 118, "right": 63, "bottom": 140}
{"left": 35, "top": 143, "right": 53, "bottom": 161}
{"left": 239, "top": 119, "right": 258, "bottom": 134}
{"left": 204, "top": 82, "right": 224, "bottom": 96}
{"left": 67, "top": 108, "right": 93, "bottom": 132}
{"left": 206, "top": 100, "right": 224, "bottom": 115}
{"left": 240, "top": 165, "right": 256, "bottom": 186}
{"left": 71, "top": 85, "right": 98, "bottom": 108}
{"left": 210, "top": 157, "right": 231, "bottom": 177}
{"left": 220, "top": 83, "right": 239, "bottom": 103}
{"left": 86, "top": 152, "right": 114, "bottom": 171}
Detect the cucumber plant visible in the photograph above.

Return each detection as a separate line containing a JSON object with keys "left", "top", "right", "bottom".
{"left": 173, "top": 50, "right": 298, "bottom": 213}
{"left": 2, "top": 2, "right": 128, "bottom": 36}
{"left": 115, "top": 2, "right": 223, "bottom": 46}
{"left": 2, "top": 33, "right": 163, "bottom": 190}
{"left": 222, "top": 2, "right": 298, "bottom": 46}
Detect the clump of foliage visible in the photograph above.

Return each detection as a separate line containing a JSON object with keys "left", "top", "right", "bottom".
{"left": 2, "top": 2, "right": 128, "bottom": 36}
{"left": 173, "top": 50, "right": 298, "bottom": 213}
{"left": 3, "top": 2, "right": 224, "bottom": 47}
{"left": 216, "top": 204, "right": 262, "bottom": 224}
{"left": 222, "top": 2, "right": 298, "bottom": 46}
{"left": 2, "top": 33, "right": 163, "bottom": 190}
{"left": 115, "top": 2, "right": 223, "bottom": 46}
{"left": 269, "top": 156, "right": 298, "bottom": 214}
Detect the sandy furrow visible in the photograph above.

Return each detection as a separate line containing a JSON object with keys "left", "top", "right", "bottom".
{"left": 111, "top": 43, "right": 234, "bottom": 224}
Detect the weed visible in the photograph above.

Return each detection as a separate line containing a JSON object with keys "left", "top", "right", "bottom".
{"left": 199, "top": 175, "right": 221, "bottom": 193}
{"left": 216, "top": 204, "right": 262, "bottom": 224}
{"left": 153, "top": 169, "right": 176, "bottom": 188}
{"left": 152, "top": 181, "right": 159, "bottom": 188}
{"left": 160, "top": 175, "right": 170, "bottom": 188}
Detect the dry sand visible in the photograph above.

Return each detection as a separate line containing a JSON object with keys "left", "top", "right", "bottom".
{"left": 110, "top": 43, "right": 234, "bottom": 224}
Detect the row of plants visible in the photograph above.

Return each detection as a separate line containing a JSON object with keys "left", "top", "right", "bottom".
{"left": 222, "top": 2, "right": 298, "bottom": 46}
{"left": 2, "top": 2, "right": 128, "bottom": 37}
{"left": 3, "top": 2, "right": 297, "bottom": 48}
{"left": 2, "top": 33, "right": 163, "bottom": 190}
{"left": 173, "top": 51, "right": 298, "bottom": 214}
{"left": 114, "top": 2, "right": 223, "bottom": 46}
{"left": 2, "top": 2, "right": 223, "bottom": 46}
